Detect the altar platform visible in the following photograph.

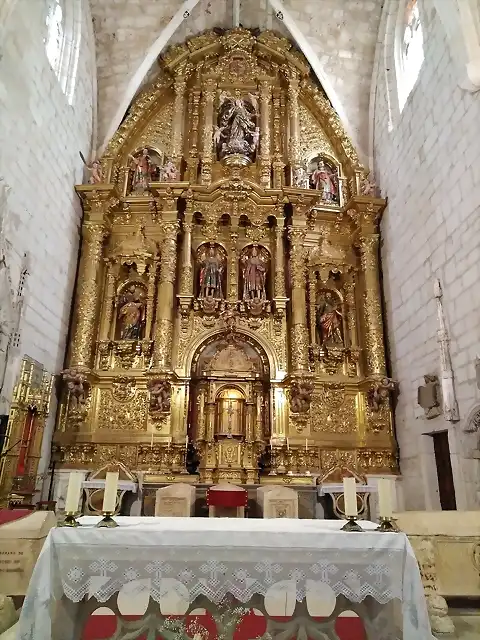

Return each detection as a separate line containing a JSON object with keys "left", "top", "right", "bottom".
{"left": 18, "top": 517, "right": 433, "bottom": 640}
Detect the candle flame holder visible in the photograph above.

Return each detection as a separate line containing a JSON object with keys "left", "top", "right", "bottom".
{"left": 59, "top": 512, "right": 81, "bottom": 528}
{"left": 341, "top": 516, "right": 364, "bottom": 532}
{"left": 376, "top": 517, "right": 399, "bottom": 532}
{"left": 96, "top": 512, "right": 118, "bottom": 528}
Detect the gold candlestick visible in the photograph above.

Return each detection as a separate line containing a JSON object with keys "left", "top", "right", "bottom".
{"left": 96, "top": 511, "right": 118, "bottom": 528}
{"left": 376, "top": 517, "right": 399, "bottom": 532}
{"left": 341, "top": 516, "right": 364, "bottom": 532}
{"left": 59, "top": 512, "right": 81, "bottom": 528}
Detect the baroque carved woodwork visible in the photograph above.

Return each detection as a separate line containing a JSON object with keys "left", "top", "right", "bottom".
{"left": 15, "top": 28, "right": 400, "bottom": 489}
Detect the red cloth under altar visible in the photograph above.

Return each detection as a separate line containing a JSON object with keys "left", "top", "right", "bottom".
{"left": 207, "top": 486, "right": 248, "bottom": 508}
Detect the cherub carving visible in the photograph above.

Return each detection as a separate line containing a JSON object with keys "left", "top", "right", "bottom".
{"left": 368, "top": 377, "right": 397, "bottom": 412}
{"left": 290, "top": 380, "right": 314, "bottom": 414}
{"left": 62, "top": 368, "right": 89, "bottom": 408}
{"left": 360, "top": 173, "right": 377, "bottom": 196}
{"left": 148, "top": 380, "right": 171, "bottom": 413}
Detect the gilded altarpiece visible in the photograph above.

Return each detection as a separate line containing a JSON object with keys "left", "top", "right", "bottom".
{"left": 47, "top": 29, "right": 398, "bottom": 487}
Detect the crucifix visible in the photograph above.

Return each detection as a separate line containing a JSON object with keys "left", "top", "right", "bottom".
{"left": 226, "top": 401, "right": 235, "bottom": 436}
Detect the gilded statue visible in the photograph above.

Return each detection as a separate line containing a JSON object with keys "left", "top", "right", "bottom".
{"left": 129, "top": 148, "right": 156, "bottom": 191}
{"left": 62, "top": 368, "right": 89, "bottom": 408}
{"left": 241, "top": 245, "right": 267, "bottom": 300}
{"left": 215, "top": 93, "right": 259, "bottom": 160}
{"left": 369, "top": 377, "right": 397, "bottom": 412}
{"left": 311, "top": 159, "right": 338, "bottom": 202}
{"left": 316, "top": 291, "right": 343, "bottom": 346}
{"left": 360, "top": 173, "right": 377, "bottom": 196}
{"left": 290, "top": 380, "right": 314, "bottom": 414}
{"left": 199, "top": 246, "right": 225, "bottom": 299}
{"left": 159, "top": 158, "right": 178, "bottom": 182}
{"left": 117, "top": 284, "right": 146, "bottom": 340}
{"left": 293, "top": 166, "right": 309, "bottom": 189}
{"left": 148, "top": 380, "right": 171, "bottom": 413}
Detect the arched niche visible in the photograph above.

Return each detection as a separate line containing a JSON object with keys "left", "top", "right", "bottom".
{"left": 114, "top": 280, "right": 147, "bottom": 341}
{"left": 195, "top": 242, "right": 227, "bottom": 300}
{"left": 239, "top": 243, "right": 271, "bottom": 302}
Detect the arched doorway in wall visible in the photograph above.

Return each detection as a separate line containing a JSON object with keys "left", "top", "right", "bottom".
{"left": 188, "top": 332, "right": 270, "bottom": 484}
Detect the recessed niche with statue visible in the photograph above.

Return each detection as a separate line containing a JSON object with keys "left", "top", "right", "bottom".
{"left": 0, "top": 28, "right": 397, "bottom": 504}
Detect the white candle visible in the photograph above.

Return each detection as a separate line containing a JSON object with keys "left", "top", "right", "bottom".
{"left": 65, "top": 472, "right": 83, "bottom": 513}
{"left": 102, "top": 472, "right": 119, "bottom": 513}
{"left": 150, "top": 432, "right": 154, "bottom": 449}
{"left": 343, "top": 477, "right": 358, "bottom": 517}
{"left": 186, "top": 435, "right": 189, "bottom": 449}
{"left": 378, "top": 478, "right": 393, "bottom": 519}
{"left": 286, "top": 437, "right": 290, "bottom": 451}
{"left": 305, "top": 439, "right": 308, "bottom": 452}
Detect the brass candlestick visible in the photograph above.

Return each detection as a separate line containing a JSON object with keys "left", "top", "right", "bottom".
{"left": 96, "top": 512, "right": 118, "bottom": 528}
{"left": 59, "top": 512, "right": 81, "bottom": 528}
{"left": 341, "top": 516, "right": 364, "bottom": 532}
{"left": 376, "top": 517, "right": 399, "bottom": 532}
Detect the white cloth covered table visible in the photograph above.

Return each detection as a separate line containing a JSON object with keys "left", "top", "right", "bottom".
{"left": 18, "top": 517, "right": 433, "bottom": 640}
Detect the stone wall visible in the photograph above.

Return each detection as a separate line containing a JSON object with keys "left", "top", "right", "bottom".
{"left": 372, "top": 0, "right": 480, "bottom": 509}
{"left": 0, "top": 0, "right": 96, "bottom": 489}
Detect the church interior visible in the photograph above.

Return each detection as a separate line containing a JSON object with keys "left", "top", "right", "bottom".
{"left": 0, "top": 0, "right": 479, "bottom": 639}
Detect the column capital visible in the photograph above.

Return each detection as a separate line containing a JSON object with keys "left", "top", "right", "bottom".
{"left": 345, "top": 197, "right": 387, "bottom": 233}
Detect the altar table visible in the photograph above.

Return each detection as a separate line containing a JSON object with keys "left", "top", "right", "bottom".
{"left": 17, "top": 517, "right": 433, "bottom": 640}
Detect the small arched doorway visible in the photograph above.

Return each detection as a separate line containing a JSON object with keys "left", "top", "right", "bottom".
{"left": 189, "top": 333, "right": 270, "bottom": 484}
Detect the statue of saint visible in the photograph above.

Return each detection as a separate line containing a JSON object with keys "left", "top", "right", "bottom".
{"left": 215, "top": 93, "right": 258, "bottom": 160}
{"left": 199, "top": 246, "right": 224, "bottom": 299}
{"left": 311, "top": 160, "right": 338, "bottom": 202}
{"left": 117, "top": 284, "right": 146, "bottom": 340}
{"left": 129, "top": 148, "right": 156, "bottom": 191}
{"left": 242, "top": 246, "right": 267, "bottom": 300}
{"left": 315, "top": 291, "right": 343, "bottom": 346}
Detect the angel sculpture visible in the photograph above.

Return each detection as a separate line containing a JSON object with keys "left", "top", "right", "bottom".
{"left": 215, "top": 92, "right": 258, "bottom": 160}
{"left": 79, "top": 152, "right": 103, "bottom": 184}
{"left": 62, "top": 368, "right": 89, "bottom": 408}
{"left": 360, "top": 173, "right": 377, "bottom": 196}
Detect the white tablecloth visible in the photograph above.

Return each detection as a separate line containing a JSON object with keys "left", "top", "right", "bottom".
{"left": 18, "top": 517, "right": 433, "bottom": 640}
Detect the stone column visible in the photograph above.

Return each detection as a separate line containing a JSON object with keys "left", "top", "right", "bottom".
{"left": 179, "top": 221, "right": 193, "bottom": 296}
{"left": 172, "top": 69, "right": 188, "bottom": 174}
{"left": 287, "top": 72, "right": 301, "bottom": 170}
{"left": 359, "top": 233, "right": 386, "bottom": 375}
{"left": 152, "top": 222, "right": 179, "bottom": 370}
{"left": 70, "top": 223, "right": 107, "bottom": 368}
{"left": 274, "top": 225, "right": 286, "bottom": 299}
{"left": 99, "top": 260, "right": 117, "bottom": 340}
{"left": 201, "top": 76, "right": 216, "bottom": 185}
{"left": 288, "top": 227, "right": 309, "bottom": 371}
{"left": 259, "top": 77, "right": 272, "bottom": 187}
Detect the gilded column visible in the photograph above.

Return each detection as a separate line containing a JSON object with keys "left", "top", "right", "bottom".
{"left": 99, "top": 260, "right": 117, "bottom": 340}
{"left": 201, "top": 76, "right": 216, "bottom": 185}
{"left": 179, "top": 221, "right": 193, "bottom": 296}
{"left": 272, "top": 90, "right": 283, "bottom": 189}
{"left": 254, "top": 388, "right": 263, "bottom": 442}
{"left": 288, "top": 227, "right": 309, "bottom": 371}
{"left": 228, "top": 231, "right": 238, "bottom": 302}
{"left": 70, "top": 223, "right": 107, "bottom": 368}
{"left": 188, "top": 90, "right": 201, "bottom": 182}
{"left": 344, "top": 274, "right": 358, "bottom": 349}
{"left": 259, "top": 78, "right": 272, "bottom": 187}
{"left": 196, "top": 384, "right": 206, "bottom": 441}
{"left": 172, "top": 69, "right": 188, "bottom": 173}
{"left": 274, "top": 225, "right": 286, "bottom": 299}
{"left": 153, "top": 222, "right": 179, "bottom": 370}
{"left": 145, "top": 257, "right": 159, "bottom": 339}
{"left": 287, "top": 71, "right": 301, "bottom": 169}
{"left": 360, "top": 234, "right": 386, "bottom": 375}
